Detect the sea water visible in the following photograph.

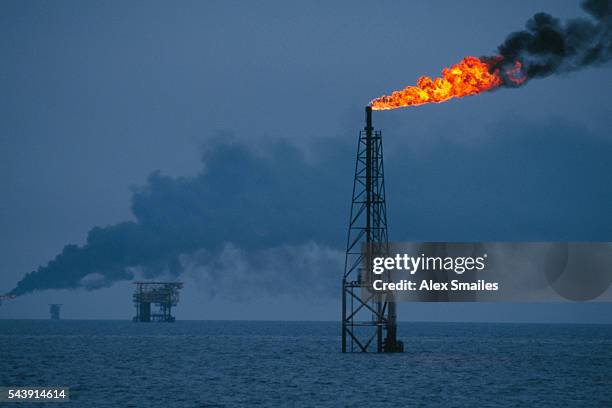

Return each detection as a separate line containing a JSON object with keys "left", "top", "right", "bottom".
{"left": 1, "top": 320, "right": 611, "bottom": 407}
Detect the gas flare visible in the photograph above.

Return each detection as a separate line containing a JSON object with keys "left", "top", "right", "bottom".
{"left": 370, "top": 56, "right": 505, "bottom": 110}
{"left": 370, "top": 0, "right": 612, "bottom": 111}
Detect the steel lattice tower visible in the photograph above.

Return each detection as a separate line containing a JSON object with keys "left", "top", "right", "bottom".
{"left": 342, "top": 106, "right": 403, "bottom": 353}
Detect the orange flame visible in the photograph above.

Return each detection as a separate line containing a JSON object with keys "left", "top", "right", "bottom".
{"left": 370, "top": 56, "right": 504, "bottom": 110}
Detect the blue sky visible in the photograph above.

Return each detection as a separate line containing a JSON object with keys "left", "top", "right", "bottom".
{"left": 1, "top": 0, "right": 611, "bottom": 321}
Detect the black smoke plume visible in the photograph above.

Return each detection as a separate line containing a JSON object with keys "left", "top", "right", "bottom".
{"left": 8, "top": 140, "right": 347, "bottom": 296}
{"left": 490, "top": 0, "right": 611, "bottom": 85}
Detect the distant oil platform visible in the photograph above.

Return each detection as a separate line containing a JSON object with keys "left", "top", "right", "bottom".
{"left": 132, "top": 282, "right": 183, "bottom": 322}
{"left": 49, "top": 304, "right": 62, "bottom": 320}
{"left": 0, "top": 294, "right": 16, "bottom": 308}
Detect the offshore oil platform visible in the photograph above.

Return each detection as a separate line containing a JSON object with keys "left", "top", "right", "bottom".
{"left": 49, "top": 304, "right": 62, "bottom": 320}
{"left": 341, "top": 106, "right": 403, "bottom": 353}
{"left": 132, "top": 281, "right": 183, "bottom": 322}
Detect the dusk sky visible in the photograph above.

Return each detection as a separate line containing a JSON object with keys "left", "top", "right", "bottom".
{"left": 1, "top": 0, "right": 611, "bottom": 321}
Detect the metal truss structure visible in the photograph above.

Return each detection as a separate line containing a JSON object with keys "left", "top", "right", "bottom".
{"left": 342, "top": 106, "right": 403, "bottom": 353}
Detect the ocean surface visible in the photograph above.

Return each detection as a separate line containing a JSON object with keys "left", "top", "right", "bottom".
{"left": 0, "top": 320, "right": 611, "bottom": 407}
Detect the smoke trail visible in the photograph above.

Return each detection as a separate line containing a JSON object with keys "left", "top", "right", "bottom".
{"left": 491, "top": 0, "right": 612, "bottom": 86}
{"left": 8, "top": 140, "right": 346, "bottom": 296}
{"left": 183, "top": 242, "right": 343, "bottom": 300}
